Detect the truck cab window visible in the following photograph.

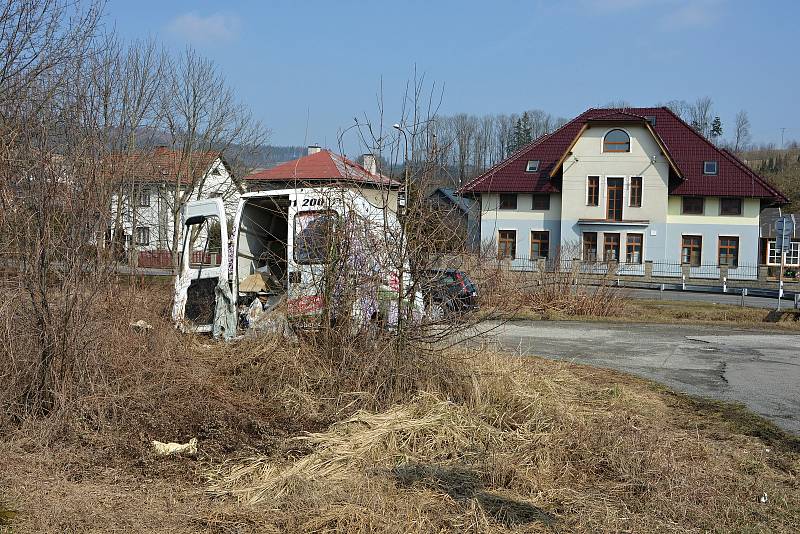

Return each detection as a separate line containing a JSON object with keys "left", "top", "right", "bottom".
{"left": 294, "top": 211, "right": 338, "bottom": 264}
{"left": 186, "top": 215, "right": 222, "bottom": 267}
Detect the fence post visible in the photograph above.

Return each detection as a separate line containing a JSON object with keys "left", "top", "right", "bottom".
{"left": 644, "top": 260, "right": 653, "bottom": 281}
{"left": 723, "top": 276, "right": 727, "bottom": 293}
{"left": 681, "top": 263, "right": 690, "bottom": 282}
{"left": 758, "top": 264, "right": 769, "bottom": 283}
{"left": 571, "top": 257, "right": 580, "bottom": 285}
{"left": 741, "top": 288, "right": 747, "bottom": 307}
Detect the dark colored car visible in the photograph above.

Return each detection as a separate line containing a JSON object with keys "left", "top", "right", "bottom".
{"left": 419, "top": 269, "right": 479, "bottom": 320}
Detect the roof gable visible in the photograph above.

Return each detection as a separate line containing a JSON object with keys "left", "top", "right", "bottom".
{"left": 460, "top": 107, "right": 787, "bottom": 203}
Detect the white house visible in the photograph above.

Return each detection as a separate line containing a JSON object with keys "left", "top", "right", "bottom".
{"left": 109, "top": 146, "right": 240, "bottom": 267}
{"left": 460, "top": 107, "right": 789, "bottom": 279}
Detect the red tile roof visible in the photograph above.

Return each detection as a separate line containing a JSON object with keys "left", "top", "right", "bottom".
{"left": 245, "top": 149, "right": 399, "bottom": 187}
{"left": 460, "top": 107, "right": 787, "bottom": 203}
{"left": 107, "top": 146, "right": 223, "bottom": 185}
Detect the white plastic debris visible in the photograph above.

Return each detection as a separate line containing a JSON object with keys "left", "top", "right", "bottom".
{"left": 758, "top": 492, "right": 768, "bottom": 504}
{"left": 130, "top": 319, "right": 153, "bottom": 332}
{"left": 246, "top": 298, "right": 266, "bottom": 326}
{"left": 152, "top": 437, "right": 198, "bottom": 456}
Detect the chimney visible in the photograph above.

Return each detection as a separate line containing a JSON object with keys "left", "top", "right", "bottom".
{"left": 362, "top": 154, "right": 377, "bottom": 175}
{"left": 307, "top": 145, "right": 322, "bottom": 155}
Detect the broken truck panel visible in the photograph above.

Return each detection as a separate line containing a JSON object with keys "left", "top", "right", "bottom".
{"left": 171, "top": 197, "right": 230, "bottom": 336}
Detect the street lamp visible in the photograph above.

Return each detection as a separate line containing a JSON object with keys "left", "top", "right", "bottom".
{"left": 393, "top": 123, "right": 409, "bottom": 214}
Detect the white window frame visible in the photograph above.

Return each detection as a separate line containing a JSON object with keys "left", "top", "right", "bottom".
{"left": 138, "top": 188, "right": 151, "bottom": 207}
{"left": 628, "top": 176, "right": 643, "bottom": 207}
{"left": 703, "top": 161, "right": 718, "bottom": 175}
{"left": 135, "top": 226, "right": 150, "bottom": 246}
{"left": 602, "top": 128, "right": 632, "bottom": 153}
{"left": 525, "top": 160, "right": 540, "bottom": 172}
{"left": 767, "top": 241, "right": 800, "bottom": 266}
{"left": 586, "top": 175, "right": 600, "bottom": 206}
{"left": 604, "top": 175, "right": 625, "bottom": 221}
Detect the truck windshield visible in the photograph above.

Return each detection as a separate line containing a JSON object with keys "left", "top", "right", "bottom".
{"left": 294, "top": 211, "right": 338, "bottom": 264}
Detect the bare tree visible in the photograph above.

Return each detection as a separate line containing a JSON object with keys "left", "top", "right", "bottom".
{"left": 451, "top": 113, "right": 476, "bottom": 185}
{"left": 158, "top": 47, "right": 269, "bottom": 269}
{"left": 0, "top": 0, "right": 111, "bottom": 415}
{"left": 733, "top": 110, "right": 751, "bottom": 152}
{"left": 689, "top": 96, "right": 714, "bottom": 138}
{"left": 92, "top": 37, "right": 168, "bottom": 267}
{"left": 664, "top": 99, "right": 691, "bottom": 120}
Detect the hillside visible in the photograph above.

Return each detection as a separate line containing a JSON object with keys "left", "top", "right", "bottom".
{"left": 741, "top": 148, "right": 800, "bottom": 212}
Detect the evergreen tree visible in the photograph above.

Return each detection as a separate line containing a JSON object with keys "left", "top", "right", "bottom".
{"left": 519, "top": 111, "right": 532, "bottom": 144}
{"left": 710, "top": 116, "right": 723, "bottom": 139}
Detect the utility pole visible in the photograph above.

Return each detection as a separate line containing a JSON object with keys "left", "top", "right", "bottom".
{"left": 780, "top": 127, "right": 787, "bottom": 148}
{"left": 393, "top": 123, "right": 410, "bottom": 342}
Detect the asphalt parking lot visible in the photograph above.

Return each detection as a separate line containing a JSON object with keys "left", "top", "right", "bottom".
{"left": 484, "top": 320, "right": 800, "bottom": 434}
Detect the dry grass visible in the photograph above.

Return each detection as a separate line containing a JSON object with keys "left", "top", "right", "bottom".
{"left": 469, "top": 261, "right": 627, "bottom": 319}
{"left": 506, "top": 297, "right": 800, "bottom": 331}
{"left": 1, "top": 289, "right": 799, "bottom": 532}
{"left": 204, "top": 353, "right": 800, "bottom": 533}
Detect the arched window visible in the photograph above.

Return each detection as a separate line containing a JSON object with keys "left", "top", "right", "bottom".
{"left": 603, "top": 129, "right": 630, "bottom": 152}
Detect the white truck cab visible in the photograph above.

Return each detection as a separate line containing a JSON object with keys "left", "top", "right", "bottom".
{"left": 172, "top": 186, "right": 418, "bottom": 337}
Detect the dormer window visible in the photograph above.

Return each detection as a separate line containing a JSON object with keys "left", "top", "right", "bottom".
{"left": 603, "top": 129, "right": 630, "bottom": 152}
{"left": 703, "top": 161, "right": 718, "bottom": 175}
{"left": 525, "top": 160, "right": 540, "bottom": 172}
{"left": 644, "top": 116, "right": 656, "bottom": 126}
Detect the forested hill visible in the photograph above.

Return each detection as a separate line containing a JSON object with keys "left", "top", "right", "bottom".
{"left": 235, "top": 145, "right": 308, "bottom": 170}
{"left": 741, "top": 148, "right": 800, "bottom": 212}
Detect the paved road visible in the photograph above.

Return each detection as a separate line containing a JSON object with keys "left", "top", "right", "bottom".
{"left": 484, "top": 321, "right": 800, "bottom": 434}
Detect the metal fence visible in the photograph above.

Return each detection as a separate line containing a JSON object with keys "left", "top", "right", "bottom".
{"left": 494, "top": 255, "right": 760, "bottom": 282}
{"left": 652, "top": 260, "right": 682, "bottom": 278}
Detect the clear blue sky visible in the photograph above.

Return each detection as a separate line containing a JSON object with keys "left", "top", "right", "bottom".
{"left": 106, "top": 0, "right": 799, "bottom": 152}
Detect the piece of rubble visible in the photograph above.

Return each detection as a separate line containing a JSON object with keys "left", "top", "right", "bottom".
{"left": 130, "top": 319, "right": 153, "bottom": 332}
{"left": 152, "top": 437, "right": 198, "bottom": 456}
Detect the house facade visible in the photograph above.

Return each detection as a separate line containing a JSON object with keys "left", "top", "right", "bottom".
{"left": 109, "top": 147, "right": 239, "bottom": 266}
{"left": 460, "top": 107, "right": 787, "bottom": 278}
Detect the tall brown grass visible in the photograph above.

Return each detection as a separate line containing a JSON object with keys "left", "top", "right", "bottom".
{"left": 205, "top": 352, "right": 800, "bottom": 533}
{"left": 465, "top": 255, "right": 628, "bottom": 318}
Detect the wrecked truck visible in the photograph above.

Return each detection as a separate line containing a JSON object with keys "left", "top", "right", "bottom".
{"left": 172, "top": 187, "right": 421, "bottom": 338}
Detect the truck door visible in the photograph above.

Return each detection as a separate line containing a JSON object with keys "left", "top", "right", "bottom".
{"left": 172, "top": 198, "right": 232, "bottom": 335}
{"left": 287, "top": 207, "right": 340, "bottom": 321}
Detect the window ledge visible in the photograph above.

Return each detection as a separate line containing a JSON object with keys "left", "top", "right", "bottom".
{"left": 577, "top": 218, "right": 650, "bottom": 227}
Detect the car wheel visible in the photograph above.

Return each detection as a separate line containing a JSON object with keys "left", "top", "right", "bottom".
{"left": 428, "top": 301, "right": 447, "bottom": 321}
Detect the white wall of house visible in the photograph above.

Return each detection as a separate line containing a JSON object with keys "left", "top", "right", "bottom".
{"left": 559, "top": 123, "right": 670, "bottom": 261}
{"left": 111, "top": 157, "right": 240, "bottom": 253}
{"left": 480, "top": 192, "right": 562, "bottom": 261}
{"left": 665, "top": 196, "right": 761, "bottom": 268}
